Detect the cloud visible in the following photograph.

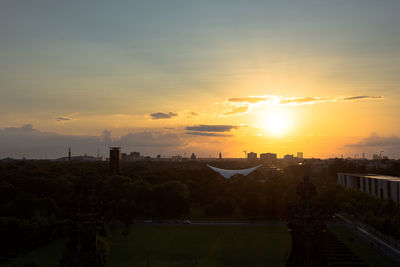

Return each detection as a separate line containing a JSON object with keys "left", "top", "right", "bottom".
{"left": 224, "top": 106, "right": 249, "bottom": 116}
{"left": 228, "top": 96, "right": 269, "bottom": 103}
{"left": 189, "top": 112, "right": 198, "bottom": 116}
{"left": 345, "top": 133, "right": 400, "bottom": 158}
{"left": 279, "top": 97, "right": 331, "bottom": 105}
{"left": 0, "top": 125, "right": 184, "bottom": 159}
{"left": 185, "top": 131, "right": 232, "bottom": 137}
{"left": 3, "top": 124, "right": 35, "bottom": 133}
{"left": 346, "top": 133, "right": 400, "bottom": 148}
{"left": 149, "top": 112, "right": 178, "bottom": 120}
{"left": 227, "top": 95, "right": 382, "bottom": 106}
{"left": 185, "top": 125, "right": 238, "bottom": 132}
{"left": 56, "top": 116, "right": 74, "bottom": 122}
{"left": 340, "top": 96, "right": 382, "bottom": 101}
{"left": 116, "top": 131, "right": 183, "bottom": 147}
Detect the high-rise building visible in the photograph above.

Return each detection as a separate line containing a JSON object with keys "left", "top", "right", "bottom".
{"left": 260, "top": 153, "right": 277, "bottom": 162}
{"left": 110, "top": 147, "right": 121, "bottom": 174}
{"left": 247, "top": 152, "right": 257, "bottom": 160}
{"left": 297, "top": 152, "right": 303, "bottom": 159}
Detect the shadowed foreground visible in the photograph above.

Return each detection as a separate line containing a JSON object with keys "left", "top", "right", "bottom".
{"left": 2, "top": 224, "right": 397, "bottom": 267}
{"left": 3, "top": 225, "right": 289, "bottom": 267}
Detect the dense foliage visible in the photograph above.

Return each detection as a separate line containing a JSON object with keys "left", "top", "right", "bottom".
{"left": 2, "top": 158, "right": 393, "bottom": 260}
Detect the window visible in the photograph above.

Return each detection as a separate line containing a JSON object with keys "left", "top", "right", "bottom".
{"left": 356, "top": 177, "right": 361, "bottom": 189}
{"left": 368, "top": 179, "right": 372, "bottom": 194}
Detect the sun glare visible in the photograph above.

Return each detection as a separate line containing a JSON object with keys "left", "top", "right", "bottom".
{"left": 260, "top": 109, "right": 292, "bottom": 137}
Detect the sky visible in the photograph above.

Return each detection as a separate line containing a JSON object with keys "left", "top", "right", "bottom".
{"left": 1, "top": 0, "right": 400, "bottom": 159}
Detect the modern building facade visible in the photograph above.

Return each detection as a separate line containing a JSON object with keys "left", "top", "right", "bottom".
{"left": 247, "top": 152, "right": 257, "bottom": 160}
{"left": 260, "top": 153, "right": 277, "bottom": 162}
{"left": 337, "top": 173, "right": 400, "bottom": 204}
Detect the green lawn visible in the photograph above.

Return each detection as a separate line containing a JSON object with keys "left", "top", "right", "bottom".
{"left": 4, "top": 224, "right": 397, "bottom": 267}
{"left": 2, "top": 225, "right": 290, "bottom": 267}
{"left": 329, "top": 225, "right": 398, "bottom": 267}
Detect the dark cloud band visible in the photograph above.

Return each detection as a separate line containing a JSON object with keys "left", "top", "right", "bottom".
{"left": 149, "top": 112, "right": 178, "bottom": 120}
{"left": 185, "top": 125, "right": 238, "bottom": 132}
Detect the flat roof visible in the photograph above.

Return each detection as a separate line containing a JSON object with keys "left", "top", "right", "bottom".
{"left": 339, "top": 172, "right": 400, "bottom": 182}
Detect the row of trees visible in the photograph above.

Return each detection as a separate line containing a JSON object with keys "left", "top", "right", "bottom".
{"left": 342, "top": 188, "right": 400, "bottom": 239}
{"left": 0, "top": 159, "right": 345, "bottom": 260}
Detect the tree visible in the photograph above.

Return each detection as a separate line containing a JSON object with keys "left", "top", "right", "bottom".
{"left": 154, "top": 181, "right": 190, "bottom": 218}
{"left": 205, "top": 196, "right": 236, "bottom": 217}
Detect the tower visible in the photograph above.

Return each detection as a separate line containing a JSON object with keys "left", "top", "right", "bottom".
{"left": 286, "top": 177, "right": 326, "bottom": 267}
{"left": 68, "top": 147, "right": 71, "bottom": 161}
{"left": 109, "top": 147, "right": 121, "bottom": 174}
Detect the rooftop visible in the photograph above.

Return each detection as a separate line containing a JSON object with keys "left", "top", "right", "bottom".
{"left": 339, "top": 172, "right": 400, "bottom": 182}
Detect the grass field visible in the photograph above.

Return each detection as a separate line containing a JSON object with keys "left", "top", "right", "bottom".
{"left": 3, "top": 224, "right": 397, "bottom": 267}
{"left": 328, "top": 225, "right": 398, "bottom": 267}
{"left": 2, "top": 224, "right": 290, "bottom": 267}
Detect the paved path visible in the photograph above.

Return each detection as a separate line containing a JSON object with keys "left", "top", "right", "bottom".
{"left": 336, "top": 213, "right": 400, "bottom": 263}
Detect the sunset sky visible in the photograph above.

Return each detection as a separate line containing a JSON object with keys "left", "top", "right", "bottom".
{"left": 1, "top": 0, "right": 400, "bottom": 159}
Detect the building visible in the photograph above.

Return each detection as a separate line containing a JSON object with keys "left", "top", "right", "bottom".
{"left": 283, "top": 154, "right": 294, "bottom": 160}
{"left": 207, "top": 164, "right": 262, "bottom": 179}
{"left": 260, "top": 153, "right": 277, "bottom": 163}
{"left": 337, "top": 173, "right": 400, "bottom": 204}
{"left": 110, "top": 147, "right": 121, "bottom": 174}
{"left": 297, "top": 152, "right": 303, "bottom": 159}
{"left": 247, "top": 152, "right": 257, "bottom": 160}
{"left": 190, "top": 153, "right": 197, "bottom": 160}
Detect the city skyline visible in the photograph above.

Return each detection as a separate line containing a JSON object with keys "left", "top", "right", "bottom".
{"left": 2, "top": 1, "right": 400, "bottom": 159}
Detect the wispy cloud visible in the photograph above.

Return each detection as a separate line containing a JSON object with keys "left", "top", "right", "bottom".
{"left": 185, "top": 131, "right": 232, "bottom": 137}
{"left": 227, "top": 95, "right": 382, "bottom": 105}
{"left": 149, "top": 112, "right": 178, "bottom": 120}
{"left": 185, "top": 125, "right": 238, "bottom": 132}
{"left": 223, "top": 106, "right": 249, "bottom": 116}
{"left": 279, "top": 97, "right": 331, "bottom": 105}
{"left": 185, "top": 124, "right": 238, "bottom": 137}
{"left": 228, "top": 96, "right": 269, "bottom": 103}
{"left": 185, "top": 111, "right": 198, "bottom": 118}
{"left": 56, "top": 116, "right": 74, "bottom": 122}
{"left": 340, "top": 96, "right": 382, "bottom": 101}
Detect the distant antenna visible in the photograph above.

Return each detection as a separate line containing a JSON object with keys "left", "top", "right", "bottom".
{"left": 243, "top": 149, "right": 247, "bottom": 158}
{"left": 68, "top": 147, "right": 71, "bottom": 161}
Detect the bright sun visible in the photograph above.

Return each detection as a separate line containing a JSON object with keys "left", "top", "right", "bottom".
{"left": 260, "top": 109, "right": 292, "bottom": 136}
